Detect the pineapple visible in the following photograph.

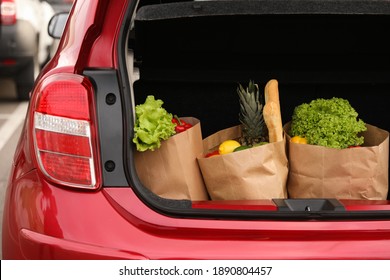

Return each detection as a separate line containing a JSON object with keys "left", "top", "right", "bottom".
{"left": 237, "top": 80, "right": 267, "bottom": 146}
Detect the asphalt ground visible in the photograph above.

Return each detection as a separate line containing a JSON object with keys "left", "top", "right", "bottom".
{"left": 0, "top": 79, "right": 29, "bottom": 259}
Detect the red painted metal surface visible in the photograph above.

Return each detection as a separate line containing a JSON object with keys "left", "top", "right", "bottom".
{"left": 4, "top": 173, "right": 390, "bottom": 259}
{"left": 342, "top": 200, "right": 390, "bottom": 211}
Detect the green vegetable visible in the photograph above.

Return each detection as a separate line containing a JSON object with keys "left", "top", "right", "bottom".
{"left": 253, "top": 142, "right": 269, "bottom": 147}
{"left": 133, "top": 95, "right": 176, "bottom": 151}
{"left": 233, "top": 145, "right": 251, "bottom": 152}
{"left": 290, "top": 97, "right": 367, "bottom": 149}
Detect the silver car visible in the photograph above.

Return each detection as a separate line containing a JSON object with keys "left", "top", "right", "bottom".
{"left": 0, "top": 0, "right": 55, "bottom": 100}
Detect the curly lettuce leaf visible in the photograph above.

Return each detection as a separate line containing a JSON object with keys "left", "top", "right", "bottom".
{"left": 133, "top": 95, "right": 176, "bottom": 151}
{"left": 290, "top": 97, "right": 367, "bottom": 149}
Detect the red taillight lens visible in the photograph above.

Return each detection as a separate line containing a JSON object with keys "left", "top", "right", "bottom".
{"left": 32, "top": 74, "right": 100, "bottom": 190}
{"left": 1, "top": 0, "right": 16, "bottom": 25}
{"left": 0, "top": 58, "right": 17, "bottom": 66}
{"left": 35, "top": 129, "right": 92, "bottom": 157}
{"left": 36, "top": 81, "right": 90, "bottom": 120}
{"left": 39, "top": 151, "right": 93, "bottom": 186}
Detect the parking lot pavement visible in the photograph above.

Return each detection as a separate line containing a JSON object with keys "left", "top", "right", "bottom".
{"left": 0, "top": 101, "right": 29, "bottom": 259}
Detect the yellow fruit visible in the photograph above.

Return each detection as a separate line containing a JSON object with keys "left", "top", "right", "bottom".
{"left": 290, "top": 136, "right": 307, "bottom": 144}
{"left": 219, "top": 140, "right": 241, "bottom": 155}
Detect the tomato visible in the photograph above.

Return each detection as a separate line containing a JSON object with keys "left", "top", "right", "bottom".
{"left": 205, "top": 150, "right": 220, "bottom": 158}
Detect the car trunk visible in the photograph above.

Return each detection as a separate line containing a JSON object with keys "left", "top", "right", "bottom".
{"left": 123, "top": 0, "right": 390, "bottom": 218}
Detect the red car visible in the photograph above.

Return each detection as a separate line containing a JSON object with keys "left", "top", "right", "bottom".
{"left": 2, "top": 0, "right": 390, "bottom": 260}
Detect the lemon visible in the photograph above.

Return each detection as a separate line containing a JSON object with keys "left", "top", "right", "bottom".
{"left": 219, "top": 140, "right": 241, "bottom": 155}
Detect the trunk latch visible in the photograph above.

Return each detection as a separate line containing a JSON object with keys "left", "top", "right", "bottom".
{"left": 273, "top": 199, "right": 345, "bottom": 212}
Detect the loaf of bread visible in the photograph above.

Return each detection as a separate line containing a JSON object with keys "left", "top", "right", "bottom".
{"left": 263, "top": 79, "right": 283, "bottom": 142}
{"left": 264, "top": 79, "right": 280, "bottom": 105}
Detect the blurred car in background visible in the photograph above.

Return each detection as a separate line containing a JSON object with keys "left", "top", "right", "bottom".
{"left": 46, "top": 0, "right": 73, "bottom": 13}
{"left": 46, "top": 0, "right": 73, "bottom": 60}
{"left": 0, "top": 0, "right": 55, "bottom": 100}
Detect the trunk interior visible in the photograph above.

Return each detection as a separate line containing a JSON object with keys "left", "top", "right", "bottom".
{"left": 125, "top": 0, "right": 390, "bottom": 217}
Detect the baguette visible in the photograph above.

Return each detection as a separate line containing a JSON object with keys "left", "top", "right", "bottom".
{"left": 263, "top": 79, "right": 283, "bottom": 142}
{"left": 264, "top": 79, "right": 280, "bottom": 105}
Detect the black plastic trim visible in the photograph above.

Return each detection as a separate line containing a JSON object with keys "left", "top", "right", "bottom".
{"left": 136, "top": 0, "right": 390, "bottom": 21}
{"left": 84, "top": 69, "right": 129, "bottom": 187}
{"left": 273, "top": 199, "right": 346, "bottom": 212}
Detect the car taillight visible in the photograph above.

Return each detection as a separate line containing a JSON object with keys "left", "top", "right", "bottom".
{"left": 1, "top": 0, "right": 16, "bottom": 25}
{"left": 32, "top": 74, "right": 101, "bottom": 190}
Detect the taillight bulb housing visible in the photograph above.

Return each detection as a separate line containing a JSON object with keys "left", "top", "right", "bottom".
{"left": 1, "top": 0, "right": 17, "bottom": 25}
{"left": 32, "top": 74, "right": 101, "bottom": 190}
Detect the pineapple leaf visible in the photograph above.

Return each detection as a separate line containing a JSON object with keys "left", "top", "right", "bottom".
{"left": 237, "top": 80, "right": 267, "bottom": 145}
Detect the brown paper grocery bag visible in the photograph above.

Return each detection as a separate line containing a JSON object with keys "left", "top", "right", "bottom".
{"left": 197, "top": 125, "right": 288, "bottom": 200}
{"left": 134, "top": 117, "right": 209, "bottom": 200}
{"left": 285, "top": 123, "right": 389, "bottom": 200}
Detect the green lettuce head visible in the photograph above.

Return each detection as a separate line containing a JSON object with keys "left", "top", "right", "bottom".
{"left": 290, "top": 97, "right": 367, "bottom": 149}
{"left": 133, "top": 95, "right": 176, "bottom": 151}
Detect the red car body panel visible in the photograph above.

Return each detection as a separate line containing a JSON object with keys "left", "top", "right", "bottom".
{"left": 3, "top": 0, "right": 390, "bottom": 259}
{"left": 42, "top": 0, "right": 125, "bottom": 76}
{"left": 3, "top": 168, "right": 390, "bottom": 259}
